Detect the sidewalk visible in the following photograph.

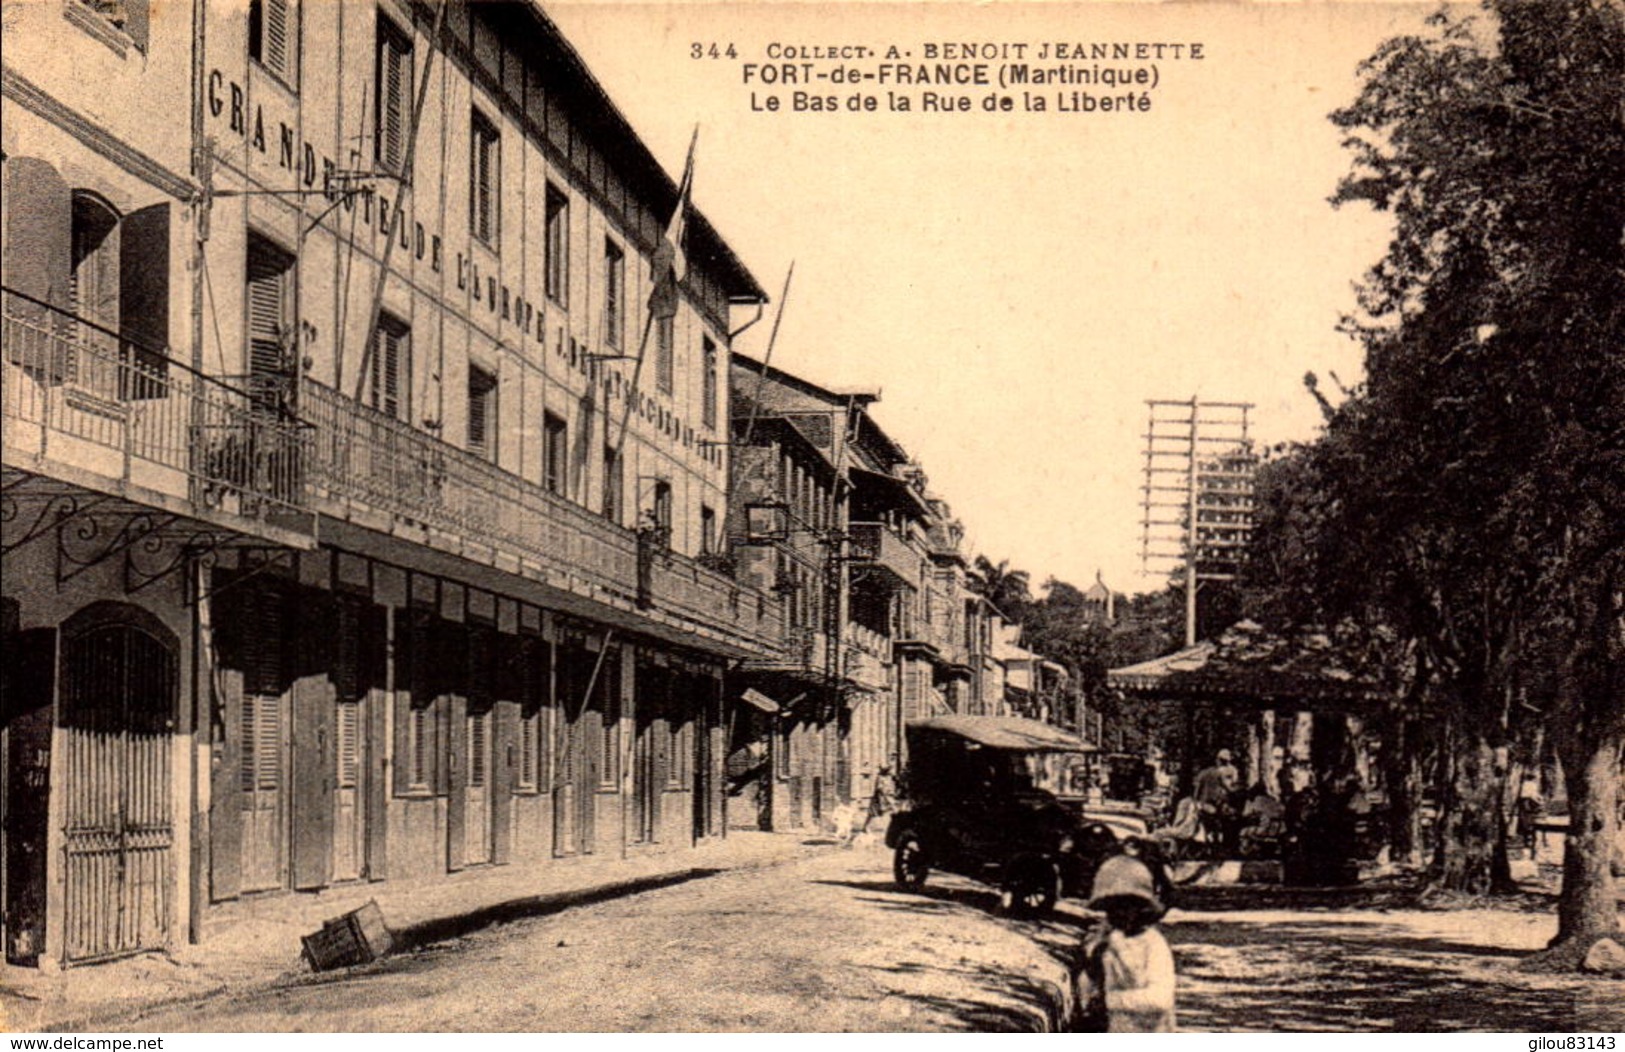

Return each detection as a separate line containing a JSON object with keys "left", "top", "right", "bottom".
{"left": 0, "top": 831, "right": 834, "bottom": 1033}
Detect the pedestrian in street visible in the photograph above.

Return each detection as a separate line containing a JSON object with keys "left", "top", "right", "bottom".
{"left": 1516, "top": 772, "right": 1542, "bottom": 856}
{"left": 849, "top": 763, "right": 898, "bottom": 845}
{"left": 1192, "top": 749, "right": 1239, "bottom": 854}
{"left": 1072, "top": 854, "right": 1177, "bottom": 1033}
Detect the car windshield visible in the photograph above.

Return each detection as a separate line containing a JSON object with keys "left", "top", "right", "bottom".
{"left": 1022, "top": 751, "right": 1093, "bottom": 796}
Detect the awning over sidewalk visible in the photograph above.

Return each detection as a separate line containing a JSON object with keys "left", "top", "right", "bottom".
{"left": 907, "top": 715, "right": 1095, "bottom": 753}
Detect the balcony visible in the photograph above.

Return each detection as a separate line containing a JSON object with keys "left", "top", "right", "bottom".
{"left": 847, "top": 521, "right": 921, "bottom": 590}
{"left": 2, "top": 303, "right": 316, "bottom": 547}
{"left": 741, "top": 623, "right": 829, "bottom": 679}
{"left": 299, "top": 378, "right": 782, "bottom": 657}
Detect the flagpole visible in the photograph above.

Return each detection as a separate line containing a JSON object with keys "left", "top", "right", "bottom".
{"left": 610, "top": 310, "right": 657, "bottom": 461}
{"left": 352, "top": 0, "right": 448, "bottom": 405}
{"left": 740, "top": 260, "right": 795, "bottom": 451}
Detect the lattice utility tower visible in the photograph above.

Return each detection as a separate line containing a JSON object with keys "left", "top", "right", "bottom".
{"left": 1141, "top": 398, "right": 1259, "bottom": 646}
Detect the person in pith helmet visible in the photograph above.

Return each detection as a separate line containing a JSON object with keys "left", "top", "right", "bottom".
{"left": 1071, "top": 853, "right": 1177, "bottom": 1033}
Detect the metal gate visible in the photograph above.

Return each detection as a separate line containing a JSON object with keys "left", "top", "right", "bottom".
{"left": 59, "top": 615, "right": 176, "bottom": 965}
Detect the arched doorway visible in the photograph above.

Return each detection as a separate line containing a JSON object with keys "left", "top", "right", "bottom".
{"left": 58, "top": 603, "right": 177, "bottom": 964}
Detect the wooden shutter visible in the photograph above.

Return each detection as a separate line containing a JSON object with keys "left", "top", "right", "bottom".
{"left": 246, "top": 241, "right": 289, "bottom": 383}
{"left": 336, "top": 700, "right": 360, "bottom": 789}
{"left": 377, "top": 26, "right": 408, "bottom": 172}
{"left": 492, "top": 700, "right": 517, "bottom": 863}
{"left": 656, "top": 316, "right": 674, "bottom": 392}
{"left": 392, "top": 613, "right": 415, "bottom": 796}
{"left": 445, "top": 693, "right": 467, "bottom": 871}
{"left": 333, "top": 600, "right": 360, "bottom": 704}
{"left": 240, "top": 689, "right": 283, "bottom": 799}
{"left": 262, "top": 0, "right": 290, "bottom": 78}
{"left": 290, "top": 676, "right": 333, "bottom": 890}
{"left": 472, "top": 123, "right": 495, "bottom": 242}
{"left": 366, "top": 684, "right": 390, "bottom": 877}
{"left": 118, "top": 203, "right": 170, "bottom": 396}
{"left": 369, "top": 322, "right": 407, "bottom": 419}
{"left": 544, "top": 188, "right": 567, "bottom": 305}
{"left": 2, "top": 158, "right": 72, "bottom": 332}
{"left": 468, "top": 709, "right": 488, "bottom": 787}
{"left": 474, "top": 135, "right": 487, "bottom": 241}
{"left": 467, "top": 368, "right": 494, "bottom": 458}
{"left": 433, "top": 622, "right": 463, "bottom": 796}
{"left": 239, "top": 580, "right": 285, "bottom": 697}
{"left": 604, "top": 242, "right": 622, "bottom": 347}
{"left": 210, "top": 668, "right": 244, "bottom": 901}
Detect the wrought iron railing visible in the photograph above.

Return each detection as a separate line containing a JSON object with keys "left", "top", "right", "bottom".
{"left": 299, "top": 377, "right": 782, "bottom": 649}
{"left": 2, "top": 294, "right": 313, "bottom": 532}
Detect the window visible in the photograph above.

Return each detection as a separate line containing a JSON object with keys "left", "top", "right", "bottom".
{"left": 470, "top": 109, "right": 500, "bottom": 246}
{"left": 543, "top": 412, "right": 567, "bottom": 495}
{"left": 70, "top": 193, "right": 120, "bottom": 368}
{"left": 395, "top": 612, "right": 458, "bottom": 796}
{"left": 368, "top": 313, "right": 409, "bottom": 420}
{"left": 655, "top": 315, "right": 674, "bottom": 394}
{"left": 248, "top": 0, "right": 296, "bottom": 83}
{"left": 775, "top": 722, "right": 791, "bottom": 780}
{"left": 408, "top": 704, "right": 432, "bottom": 790}
{"left": 467, "top": 708, "right": 491, "bottom": 790}
{"left": 375, "top": 15, "right": 412, "bottom": 174}
{"left": 544, "top": 184, "right": 568, "bottom": 307}
{"left": 700, "top": 505, "right": 716, "bottom": 554}
{"left": 241, "top": 694, "right": 282, "bottom": 792}
{"left": 603, "top": 444, "right": 622, "bottom": 522}
{"left": 336, "top": 700, "right": 361, "bottom": 791}
{"left": 651, "top": 480, "right": 672, "bottom": 537}
{"left": 603, "top": 239, "right": 624, "bottom": 349}
{"left": 518, "top": 706, "right": 538, "bottom": 791}
{"left": 516, "top": 636, "right": 549, "bottom": 793}
{"left": 246, "top": 234, "right": 295, "bottom": 406}
{"left": 598, "top": 651, "right": 621, "bottom": 788}
{"left": 702, "top": 337, "right": 718, "bottom": 429}
{"left": 467, "top": 364, "right": 497, "bottom": 459}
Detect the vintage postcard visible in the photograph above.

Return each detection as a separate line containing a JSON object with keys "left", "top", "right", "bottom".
{"left": 2, "top": 0, "right": 1621, "bottom": 1036}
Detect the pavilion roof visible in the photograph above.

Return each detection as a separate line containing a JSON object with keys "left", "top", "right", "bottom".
{"left": 1107, "top": 620, "right": 1387, "bottom": 708}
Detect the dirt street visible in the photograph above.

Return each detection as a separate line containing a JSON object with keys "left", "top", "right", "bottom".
{"left": 25, "top": 848, "right": 1625, "bottom": 1033}
{"left": 87, "top": 845, "right": 1081, "bottom": 1032}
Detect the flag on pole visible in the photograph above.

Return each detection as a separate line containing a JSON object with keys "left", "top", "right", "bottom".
{"left": 649, "top": 126, "right": 696, "bottom": 321}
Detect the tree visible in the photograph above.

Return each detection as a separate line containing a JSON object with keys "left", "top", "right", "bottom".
{"left": 1242, "top": 440, "right": 1438, "bottom": 866}
{"left": 972, "top": 555, "right": 1033, "bottom": 625}
{"left": 1326, "top": 0, "right": 1623, "bottom": 960}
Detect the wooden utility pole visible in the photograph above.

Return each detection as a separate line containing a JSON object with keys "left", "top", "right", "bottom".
{"left": 1140, "top": 397, "right": 1257, "bottom": 647}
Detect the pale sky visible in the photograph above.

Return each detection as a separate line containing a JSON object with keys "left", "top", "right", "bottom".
{"left": 549, "top": 1, "right": 1440, "bottom": 596}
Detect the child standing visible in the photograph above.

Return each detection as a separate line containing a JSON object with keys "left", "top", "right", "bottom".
{"left": 1074, "top": 854, "right": 1176, "bottom": 1032}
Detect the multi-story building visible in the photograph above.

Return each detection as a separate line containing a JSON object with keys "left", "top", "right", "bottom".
{"left": 723, "top": 354, "right": 901, "bottom": 831}
{"left": 994, "top": 621, "right": 1070, "bottom": 726}
{"left": 2, "top": 0, "right": 782, "bottom": 969}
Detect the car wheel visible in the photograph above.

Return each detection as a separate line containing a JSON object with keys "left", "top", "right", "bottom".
{"left": 894, "top": 834, "right": 930, "bottom": 892}
{"left": 1004, "top": 859, "right": 1060, "bottom": 917}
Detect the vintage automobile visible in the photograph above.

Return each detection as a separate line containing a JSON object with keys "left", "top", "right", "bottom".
{"left": 885, "top": 716, "right": 1126, "bottom": 915}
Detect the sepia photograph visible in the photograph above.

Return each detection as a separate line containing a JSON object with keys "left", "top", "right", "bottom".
{"left": 1, "top": 0, "right": 1622, "bottom": 1035}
